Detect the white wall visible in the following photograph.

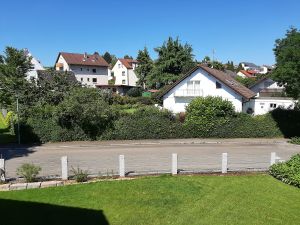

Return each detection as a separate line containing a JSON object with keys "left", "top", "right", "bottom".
{"left": 163, "top": 68, "right": 243, "bottom": 113}
{"left": 243, "top": 98, "right": 296, "bottom": 115}
{"left": 56, "top": 55, "right": 108, "bottom": 87}
{"left": 112, "top": 60, "right": 138, "bottom": 86}
{"left": 26, "top": 53, "right": 45, "bottom": 80}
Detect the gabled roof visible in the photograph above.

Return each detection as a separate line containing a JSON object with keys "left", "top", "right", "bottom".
{"left": 57, "top": 52, "right": 109, "bottom": 67}
{"left": 119, "top": 59, "right": 138, "bottom": 69}
{"left": 248, "top": 76, "right": 272, "bottom": 89}
{"left": 158, "top": 65, "right": 256, "bottom": 99}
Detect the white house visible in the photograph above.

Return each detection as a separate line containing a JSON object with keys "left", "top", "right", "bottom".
{"left": 24, "top": 49, "right": 45, "bottom": 80}
{"left": 55, "top": 52, "right": 109, "bottom": 87}
{"left": 243, "top": 77, "right": 296, "bottom": 115}
{"left": 111, "top": 59, "right": 139, "bottom": 86}
{"left": 159, "top": 65, "right": 256, "bottom": 113}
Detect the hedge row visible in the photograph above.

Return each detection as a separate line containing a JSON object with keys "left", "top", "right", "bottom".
{"left": 18, "top": 107, "right": 300, "bottom": 143}
{"left": 269, "top": 154, "right": 300, "bottom": 188}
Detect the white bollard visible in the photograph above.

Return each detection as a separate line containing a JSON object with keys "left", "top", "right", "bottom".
{"left": 61, "top": 156, "right": 68, "bottom": 180}
{"left": 222, "top": 153, "right": 228, "bottom": 174}
{"left": 0, "top": 159, "right": 5, "bottom": 182}
{"left": 270, "top": 152, "right": 276, "bottom": 166}
{"left": 119, "top": 155, "right": 125, "bottom": 178}
{"left": 172, "top": 153, "right": 178, "bottom": 175}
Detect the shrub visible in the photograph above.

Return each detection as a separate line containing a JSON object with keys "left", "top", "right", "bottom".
{"left": 101, "top": 106, "right": 185, "bottom": 140}
{"left": 16, "top": 163, "right": 41, "bottom": 182}
{"left": 269, "top": 154, "right": 300, "bottom": 187}
{"left": 127, "top": 87, "right": 143, "bottom": 97}
{"left": 184, "top": 96, "right": 235, "bottom": 136}
{"left": 289, "top": 137, "right": 300, "bottom": 145}
{"left": 71, "top": 166, "right": 89, "bottom": 183}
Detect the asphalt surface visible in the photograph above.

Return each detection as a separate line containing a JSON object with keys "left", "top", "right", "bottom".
{"left": 1, "top": 139, "right": 300, "bottom": 178}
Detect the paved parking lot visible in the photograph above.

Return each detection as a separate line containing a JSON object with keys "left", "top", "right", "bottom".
{"left": 1, "top": 139, "right": 300, "bottom": 178}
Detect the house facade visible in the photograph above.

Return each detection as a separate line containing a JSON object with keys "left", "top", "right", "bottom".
{"left": 159, "top": 65, "right": 256, "bottom": 113}
{"left": 243, "top": 77, "right": 296, "bottom": 115}
{"left": 111, "top": 59, "right": 139, "bottom": 86}
{"left": 55, "top": 52, "right": 109, "bottom": 87}
{"left": 24, "top": 49, "right": 45, "bottom": 80}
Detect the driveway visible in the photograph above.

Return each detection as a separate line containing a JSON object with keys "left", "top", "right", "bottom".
{"left": 1, "top": 139, "right": 300, "bottom": 178}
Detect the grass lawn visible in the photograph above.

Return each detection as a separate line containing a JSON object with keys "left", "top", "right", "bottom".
{"left": 0, "top": 175, "right": 299, "bottom": 225}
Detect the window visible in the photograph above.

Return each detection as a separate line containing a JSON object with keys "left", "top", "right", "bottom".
{"left": 92, "top": 78, "right": 97, "bottom": 83}
{"left": 122, "top": 80, "right": 126, "bottom": 84}
{"left": 92, "top": 69, "right": 96, "bottom": 73}
{"left": 80, "top": 78, "right": 83, "bottom": 82}
{"left": 59, "top": 67, "right": 63, "bottom": 71}
{"left": 87, "top": 78, "right": 90, "bottom": 82}
{"left": 216, "top": 81, "right": 222, "bottom": 89}
{"left": 122, "top": 71, "right": 125, "bottom": 76}
{"left": 87, "top": 68, "right": 90, "bottom": 72}
{"left": 118, "top": 64, "right": 121, "bottom": 68}
{"left": 80, "top": 68, "right": 83, "bottom": 71}
{"left": 270, "top": 103, "right": 277, "bottom": 109}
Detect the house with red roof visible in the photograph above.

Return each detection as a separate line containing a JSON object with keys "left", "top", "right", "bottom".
{"left": 237, "top": 70, "right": 255, "bottom": 78}
{"left": 55, "top": 52, "right": 109, "bottom": 87}
{"left": 111, "top": 59, "right": 139, "bottom": 86}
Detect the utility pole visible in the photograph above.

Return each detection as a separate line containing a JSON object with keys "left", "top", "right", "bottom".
{"left": 16, "top": 93, "right": 21, "bottom": 145}
{"left": 212, "top": 49, "right": 215, "bottom": 68}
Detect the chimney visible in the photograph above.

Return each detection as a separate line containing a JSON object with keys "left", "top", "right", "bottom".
{"left": 83, "top": 52, "right": 88, "bottom": 61}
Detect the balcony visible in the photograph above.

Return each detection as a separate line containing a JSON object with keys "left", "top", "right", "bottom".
{"left": 174, "top": 89, "right": 204, "bottom": 97}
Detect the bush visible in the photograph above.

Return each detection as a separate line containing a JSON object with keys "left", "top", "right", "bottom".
{"left": 16, "top": 163, "right": 41, "bottom": 182}
{"left": 101, "top": 106, "right": 185, "bottom": 140}
{"left": 289, "top": 137, "right": 300, "bottom": 145}
{"left": 184, "top": 96, "right": 235, "bottom": 136}
{"left": 71, "top": 166, "right": 88, "bottom": 183}
{"left": 127, "top": 87, "right": 143, "bottom": 97}
{"left": 269, "top": 154, "right": 300, "bottom": 187}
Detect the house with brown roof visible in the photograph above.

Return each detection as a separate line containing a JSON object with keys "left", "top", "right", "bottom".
{"left": 111, "top": 59, "right": 139, "bottom": 86}
{"left": 158, "top": 65, "right": 256, "bottom": 113}
{"left": 55, "top": 52, "right": 109, "bottom": 87}
{"left": 243, "top": 77, "right": 296, "bottom": 115}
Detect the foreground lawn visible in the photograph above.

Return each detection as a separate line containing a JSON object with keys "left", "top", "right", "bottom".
{"left": 0, "top": 175, "right": 300, "bottom": 225}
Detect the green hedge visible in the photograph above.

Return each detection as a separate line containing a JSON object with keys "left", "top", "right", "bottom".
{"left": 101, "top": 107, "right": 185, "bottom": 140}
{"left": 269, "top": 154, "right": 300, "bottom": 188}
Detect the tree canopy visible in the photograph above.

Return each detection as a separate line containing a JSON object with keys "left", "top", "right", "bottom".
{"left": 147, "top": 37, "right": 196, "bottom": 88}
{"left": 103, "top": 52, "right": 112, "bottom": 64}
{"left": 135, "top": 47, "right": 153, "bottom": 87}
{"left": 272, "top": 27, "right": 300, "bottom": 99}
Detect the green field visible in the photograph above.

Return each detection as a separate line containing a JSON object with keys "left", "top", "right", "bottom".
{"left": 0, "top": 175, "right": 299, "bottom": 225}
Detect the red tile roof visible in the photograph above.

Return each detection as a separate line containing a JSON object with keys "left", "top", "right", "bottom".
{"left": 119, "top": 59, "right": 138, "bottom": 69}
{"left": 158, "top": 65, "right": 256, "bottom": 99}
{"left": 58, "top": 52, "right": 109, "bottom": 67}
{"left": 239, "top": 70, "right": 254, "bottom": 78}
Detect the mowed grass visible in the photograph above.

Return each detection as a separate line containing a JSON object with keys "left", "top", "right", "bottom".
{"left": 0, "top": 175, "right": 300, "bottom": 225}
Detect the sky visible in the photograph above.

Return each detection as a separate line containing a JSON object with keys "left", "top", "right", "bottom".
{"left": 0, "top": 0, "right": 300, "bottom": 67}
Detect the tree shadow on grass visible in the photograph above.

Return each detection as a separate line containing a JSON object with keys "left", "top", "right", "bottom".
{"left": 0, "top": 199, "right": 109, "bottom": 225}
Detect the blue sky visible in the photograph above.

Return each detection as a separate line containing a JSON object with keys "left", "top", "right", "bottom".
{"left": 1, "top": 0, "right": 299, "bottom": 66}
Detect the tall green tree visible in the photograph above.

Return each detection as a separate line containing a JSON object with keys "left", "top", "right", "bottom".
{"left": 103, "top": 52, "right": 112, "bottom": 64}
{"left": 124, "top": 55, "right": 133, "bottom": 59}
{"left": 226, "top": 61, "right": 235, "bottom": 71}
{"left": 135, "top": 47, "right": 153, "bottom": 87}
{"left": 235, "top": 63, "right": 243, "bottom": 72}
{"left": 0, "top": 47, "right": 32, "bottom": 108}
{"left": 272, "top": 27, "right": 300, "bottom": 99}
{"left": 148, "top": 37, "right": 196, "bottom": 88}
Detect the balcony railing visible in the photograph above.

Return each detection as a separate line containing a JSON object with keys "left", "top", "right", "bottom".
{"left": 174, "top": 89, "right": 204, "bottom": 97}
